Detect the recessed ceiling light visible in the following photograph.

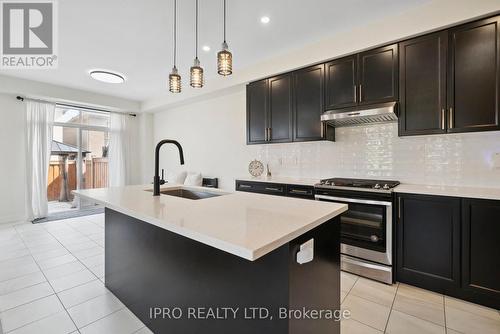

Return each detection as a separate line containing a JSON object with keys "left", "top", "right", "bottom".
{"left": 202, "top": 45, "right": 210, "bottom": 52}
{"left": 260, "top": 16, "right": 270, "bottom": 24}
{"left": 89, "top": 70, "right": 125, "bottom": 84}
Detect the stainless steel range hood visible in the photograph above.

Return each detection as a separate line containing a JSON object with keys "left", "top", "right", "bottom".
{"left": 321, "top": 102, "right": 398, "bottom": 127}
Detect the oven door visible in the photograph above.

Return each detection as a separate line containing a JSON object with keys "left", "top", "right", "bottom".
{"left": 316, "top": 195, "right": 392, "bottom": 266}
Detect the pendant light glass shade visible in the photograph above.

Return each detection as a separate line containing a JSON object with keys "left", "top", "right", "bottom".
{"left": 190, "top": 58, "right": 204, "bottom": 88}
{"left": 169, "top": 0, "right": 181, "bottom": 93}
{"left": 217, "top": 0, "right": 232, "bottom": 76}
{"left": 190, "top": 0, "right": 204, "bottom": 88}
{"left": 217, "top": 42, "right": 232, "bottom": 76}
{"left": 169, "top": 66, "right": 181, "bottom": 93}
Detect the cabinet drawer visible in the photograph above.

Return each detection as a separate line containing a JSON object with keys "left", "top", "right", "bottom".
{"left": 287, "top": 185, "right": 315, "bottom": 199}
{"left": 235, "top": 181, "right": 286, "bottom": 196}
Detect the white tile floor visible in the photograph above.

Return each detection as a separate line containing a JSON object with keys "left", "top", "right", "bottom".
{"left": 1, "top": 213, "right": 499, "bottom": 334}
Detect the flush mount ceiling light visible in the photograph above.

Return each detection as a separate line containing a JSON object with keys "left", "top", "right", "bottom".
{"left": 169, "top": 0, "right": 181, "bottom": 93}
{"left": 202, "top": 45, "right": 210, "bottom": 52}
{"left": 217, "top": 0, "right": 232, "bottom": 76}
{"left": 89, "top": 70, "right": 125, "bottom": 84}
{"left": 190, "top": 0, "right": 204, "bottom": 88}
{"left": 260, "top": 16, "right": 270, "bottom": 24}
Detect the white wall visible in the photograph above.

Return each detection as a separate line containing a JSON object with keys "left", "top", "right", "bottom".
{"left": 153, "top": 88, "right": 262, "bottom": 190}
{"left": 0, "top": 93, "right": 27, "bottom": 223}
{"left": 0, "top": 78, "right": 147, "bottom": 223}
{"left": 153, "top": 87, "right": 500, "bottom": 190}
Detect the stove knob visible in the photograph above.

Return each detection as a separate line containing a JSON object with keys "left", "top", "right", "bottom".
{"left": 374, "top": 184, "right": 381, "bottom": 189}
{"left": 383, "top": 184, "right": 390, "bottom": 190}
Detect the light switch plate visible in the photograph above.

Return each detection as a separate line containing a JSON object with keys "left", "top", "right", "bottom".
{"left": 296, "top": 238, "right": 314, "bottom": 264}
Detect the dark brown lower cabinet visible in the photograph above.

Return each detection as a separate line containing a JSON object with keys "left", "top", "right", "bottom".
{"left": 396, "top": 194, "right": 461, "bottom": 292}
{"left": 396, "top": 193, "right": 500, "bottom": 309}
{"left": 461, "top": 199, "right": 500, "bottom": 307}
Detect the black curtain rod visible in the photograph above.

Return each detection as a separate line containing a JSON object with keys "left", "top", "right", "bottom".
{"left": 16, "top": 96, "right": 137, "bottom": 117}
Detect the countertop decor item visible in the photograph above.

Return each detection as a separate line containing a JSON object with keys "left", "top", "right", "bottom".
{"left": 248, "top": 159, "right": 264, "bottom": 177}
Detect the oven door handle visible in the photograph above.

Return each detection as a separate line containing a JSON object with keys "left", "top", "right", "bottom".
{"left": 315, "top": 194, "right": 392, "bottom": 207}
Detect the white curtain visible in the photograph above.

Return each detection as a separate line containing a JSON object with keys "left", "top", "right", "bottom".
{"left": 25, "top": 101, "right": 55, "bottom": 220}
{"left": 109, "top": 112, "right": 133, "bottom": 187}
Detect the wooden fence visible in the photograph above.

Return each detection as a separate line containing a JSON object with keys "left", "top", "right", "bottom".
{"left": 47, "top": 158, "right": 108, "bottom": 201}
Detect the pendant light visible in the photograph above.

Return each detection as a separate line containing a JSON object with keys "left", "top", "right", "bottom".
{"left": 169, "top": 0, "right": 181, "bottom": 93}
{"left": 190, "top": 0, "right": 204, "bottom": 88}
{"left": 217, "top": 0, "right": 232, "bottom": 76}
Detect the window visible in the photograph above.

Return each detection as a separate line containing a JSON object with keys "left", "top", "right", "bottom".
{"left": 48, "top": 107, "right": 111, "bottom": 214}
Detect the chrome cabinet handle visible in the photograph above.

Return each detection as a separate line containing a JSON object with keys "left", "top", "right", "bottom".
{"left": 353, "top": 85, "right": 357, "bottom": 102}
{"left": 290, "top": 189, "right": 311, "bottom": 195}
{"left": 265, "top": 187, "right": 282, "bottom": 192}
{"left": 239, "top": 184, "right": 252, "bottom": 189}
{"left": 268, "top": 128, "right": 272, "bottom": 141}
{"left": 398, "top": 197, "right": 401, "bottom": 220}
{"left": 449, "top": 107, "right": 453, "bottom": 129}
{"left": 265, "top": 128, "right": 268, "bottom": 141}
{"left": 359, "top": 84, "right": 362, "bottom": 102}
{"left": 320, "top": 123, "right": 324, "bottom": 138}
{"left": 441, "top": 108, "right": 445, "bottom": 130}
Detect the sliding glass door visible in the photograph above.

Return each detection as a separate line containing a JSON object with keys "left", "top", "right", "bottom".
{"left": 47, "top": 107, "right": 110, "bottom": 215}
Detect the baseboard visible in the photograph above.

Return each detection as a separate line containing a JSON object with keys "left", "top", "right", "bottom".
{"left": 0, "top": 213, "right": 27, "bottom": 225}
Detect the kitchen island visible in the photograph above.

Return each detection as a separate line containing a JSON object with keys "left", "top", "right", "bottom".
{"left": 74, "top": 184, "right": 347, "bottom": 334}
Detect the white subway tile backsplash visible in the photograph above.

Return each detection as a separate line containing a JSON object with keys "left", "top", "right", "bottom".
{"left": 256, "top": 123, "right": 500, "bottom": 188}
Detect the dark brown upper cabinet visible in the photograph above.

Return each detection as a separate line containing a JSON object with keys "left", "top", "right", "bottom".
{"left": 448, "top": 16, "right": 500, "bottom": 133}
{"left": 325, "top": 56, "right": 357, "bottom": 110}
{"left": 359, "top": 44, "right": 399, "bottom": 104}
{"left": 293, "top": 64, "right": 325, "bottom": 141}
{"left": 268, "top": 74, "right": 293, "bottom": 143}
{"left": 399, "top": 32, "right": 448, "bottom": 136}
{"left": 247, "top": 66, "right": 333, "bottom": 145}
{"left": 325, "top": 44, "right": 398, "bottom": 112}
{"left": 246, "top": 79, "right": 268, "bottom": 144}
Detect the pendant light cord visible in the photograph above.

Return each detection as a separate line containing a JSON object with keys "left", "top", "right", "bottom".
{"left": 173, "top": 0, "right": 177, "bottom": 66}
{"left": 223, "top": 0, "right": 226, "bottom": 43}
{"left": 195, "top": 0, "right": 198, "bottom": 58}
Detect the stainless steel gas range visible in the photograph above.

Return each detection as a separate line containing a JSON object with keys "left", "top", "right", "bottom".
{"left": 314, "top": 178, "right": 400, "bottom": 284}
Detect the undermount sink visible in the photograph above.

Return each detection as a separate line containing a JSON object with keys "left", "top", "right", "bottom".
{"left": 146, "top": 188, "right": 225, "bottom": 200}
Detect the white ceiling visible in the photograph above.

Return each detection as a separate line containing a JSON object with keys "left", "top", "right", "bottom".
{"left": 0, "top": 0, "right": 429, "bottom": 103}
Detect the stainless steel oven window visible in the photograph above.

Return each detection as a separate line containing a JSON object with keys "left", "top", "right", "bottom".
{"left": 315, "top": 195, "right": 392, "bottom": 266}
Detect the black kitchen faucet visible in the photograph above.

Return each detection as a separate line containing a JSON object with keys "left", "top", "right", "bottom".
{"left": 153, "top": 140, "right": 184, "bottom": 196}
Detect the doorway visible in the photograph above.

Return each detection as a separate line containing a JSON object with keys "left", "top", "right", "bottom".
{"left": 47, "top": 107, "right": 110, "bottom": 216}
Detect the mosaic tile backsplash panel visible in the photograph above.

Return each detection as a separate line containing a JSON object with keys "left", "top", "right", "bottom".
{"left": 252, "top": 123, "right": 500, "bottom": 188}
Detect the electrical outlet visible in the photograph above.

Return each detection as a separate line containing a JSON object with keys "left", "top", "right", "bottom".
{"left": 492, "top": 152, "right": 500, "bottom": 169}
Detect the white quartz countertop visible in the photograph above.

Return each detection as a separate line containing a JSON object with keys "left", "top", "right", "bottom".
{"left": 395, "top": 184, "right": 500, "bottom": 201}
{"left": 73, "top": 184, "right": 347, "bottom": 261}
{"left": 236, "top": 176, "right": 319, "bottom": 186}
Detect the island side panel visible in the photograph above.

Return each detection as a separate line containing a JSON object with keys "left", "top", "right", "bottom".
{"left": 105, "top": 208, "right": 290, "bottom": 334}
{"left": 105, "top": 208, "right": 340, "bottom": 334}
{"left": 288, "top": 216, "right": 341, "bottom": 334}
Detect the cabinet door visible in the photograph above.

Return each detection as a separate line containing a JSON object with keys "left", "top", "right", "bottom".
{"left": 268, "top": 74, "right": 293, "bottom": 143}
{"left": 359, "top": 44, "right": 399, "bottom": 104}
{"left": 293, "top": 64, "right": 325, "bottom": 141}
{"left": 448, "top": 16, "right": 500, "bottom": 133}
{"left": 462, "top": 199, "right": 500, "bottom": 303}
{"left": 246, "top": 80, "right": 268, "bottom": 144}
{"left": 325, "top": 55, "right": 357, "bottom": 110}
{"left": 396, "top": 194, "right": 460, "bottom": 292}
{"left": 399, "top": 32, "right": 448, "bottom": 136}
